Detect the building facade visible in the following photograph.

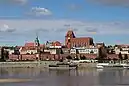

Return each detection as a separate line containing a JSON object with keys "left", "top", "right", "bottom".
{"left": 115, "top": 47, "right": 129, "bottom": 54}
{"left": 70, "top": 47, "right": 99, "bottom": 55}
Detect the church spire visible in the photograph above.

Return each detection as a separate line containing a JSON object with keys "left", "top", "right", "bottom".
{"left": 35, "top": 32, "right": 40, "bottom": 47}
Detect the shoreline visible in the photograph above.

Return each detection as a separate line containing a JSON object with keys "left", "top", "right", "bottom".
{"left": 0, "top": 61, "right": 128, "bottom": 69}
{"left": 0, "top": 61, "right": 97, "bottom": 68}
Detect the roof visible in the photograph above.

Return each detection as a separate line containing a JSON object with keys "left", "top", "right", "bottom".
{"left": 25, "top": 42, "right": 45, "bottom": 48}
{"left": 20, "top": 47, "right": 36, "bottom": 51}
{"left": 25, "top": 42, "right": 35, "bottom": 47}
{"left": 70, "top": 37, "right": 92, "bottom": 42}
{"left": 117, "top": 44, "right": 129, "bottom": 48}
{"left": 96, "top": 42, "right": 104, "bottom": 45}
{"left": 16, "top": 46, "right": 23, "bottom": 49}
{"left": 107, "top": 54, "right": 118, "bottom": 59}
{"left": 40, "top": 44, "right": 45, "bottom": 48}
{"left": 81, "top": 54, "right": 97, "bottom": 59}
{"left": 66, "top": 30, "right": 76, "bottom": 38}
{"left": 52, "top": 41, "right": 62, "bottom": 46}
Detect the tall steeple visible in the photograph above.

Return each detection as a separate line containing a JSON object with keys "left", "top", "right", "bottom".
{"left": 35, "top": 32, "right": 40, "bottom": 47}
{"left": 65, "top": 29, "right": 76, "bottom": 38}
{"left": 65, "top": 29, "right": 76, "bottom": 48}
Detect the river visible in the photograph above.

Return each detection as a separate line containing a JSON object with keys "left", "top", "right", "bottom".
{"left": 0, "top": 68, "right": 129, "bottom": 86}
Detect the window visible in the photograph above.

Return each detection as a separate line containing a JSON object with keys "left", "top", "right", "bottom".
{"left": 94, "top": 50, "right": 97, "bottom": 52}
{"left": 90, "top": 50, "right": 94, "bottom": 53}
{"left": 68, "top": 39, "right": 70, "bottom": 42}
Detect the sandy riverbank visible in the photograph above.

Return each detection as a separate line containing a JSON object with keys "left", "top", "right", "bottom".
{"left": 0, "top": 79, "right": 32, "bottom": 83}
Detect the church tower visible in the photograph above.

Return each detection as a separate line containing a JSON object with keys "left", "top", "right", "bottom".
{"left": 65, "top": 29, "right": 75, "bottom": 48}
{"left": 35, "top": 36, "right": 40, "bottom": 47}
{"left": 35, "top": 34, "right": 40, "bottom": 60}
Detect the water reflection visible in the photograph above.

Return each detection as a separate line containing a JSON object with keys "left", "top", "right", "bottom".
{"left": 0, "top": 68, "right": 129, "bottom": 86}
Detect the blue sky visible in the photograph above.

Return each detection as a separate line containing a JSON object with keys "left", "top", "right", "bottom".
{"left": 0, "top": 0, "right": 129, "bottom": 46}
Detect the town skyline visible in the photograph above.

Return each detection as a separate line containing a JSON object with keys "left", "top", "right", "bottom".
{"left": 0, "top": 0, "right": 129, "bottom": 46}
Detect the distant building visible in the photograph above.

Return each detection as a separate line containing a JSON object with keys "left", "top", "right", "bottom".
{"left": 19, "top": 36, "right": 45, "bottom": 55}
{"left": 70, "top": 46, "right": 99, "bottom": 55}
{"left": 49, "top": 41, "right": 62, "bottom": 54}
{"left": 20, "top": 46, "right": 37, "bottom": 54}
{"left": 95, "top": 42, "right": 105, "bottom": 48}
{"left": 115, "top": 45, "right": 129, "bottom": 54}
{"left": 107, "top": 54, "right": 118, "bottom": 60}
{"left": 65, "top": 30, "right": 94, "bottom": 48}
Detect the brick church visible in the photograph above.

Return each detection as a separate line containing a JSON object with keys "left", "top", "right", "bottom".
{"left": 65, "top": 30, "right": 94, "bottom": 48}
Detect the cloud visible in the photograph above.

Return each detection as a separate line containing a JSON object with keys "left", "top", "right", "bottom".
{"left": 36, "top": 28, "right": 49, "bottom": 32}
{"left": 85, "top": 27, "right": 98, "bottom": 33}
{"left": 11, "top": 0, "right": 27, "bottom": 5}
{"left": 0, "top": 20, "right": 129, "bottom": 36}
{"left": 27, "top": 7, "right": 52, "bottom": 17}
{"left": 0, "top": 0, "right": 28, "bottom": 5}
{"left": 0, "top": 19, "right": 129, "bottom": 45}
{"left": 89, "top": 0, "right": 129, "bottom": 7}
{"left": 0, "top": 24, "right": 16, "bottom": 33}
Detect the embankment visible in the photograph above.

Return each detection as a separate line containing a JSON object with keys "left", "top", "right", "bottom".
{"left": 0, "top": 61, "right": 97, "bottom": 68}
{"left": 0, "top": 61, "right": 59, "bottom": 68}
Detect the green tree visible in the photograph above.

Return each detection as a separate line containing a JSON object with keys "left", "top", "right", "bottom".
{"left": 66, "top": 55, "right": 72, "bottom": 59}
{"left": 118, "top": 52, "right": 123, "bottom": 60}
{"left": 97, "top": 47, "right": 107, "bottom": 62}
{"left": 124, "top": 54, "right": 128, "bottom": 60}
{"left": 1, "top": 47, "right": 9, "bottom": 61}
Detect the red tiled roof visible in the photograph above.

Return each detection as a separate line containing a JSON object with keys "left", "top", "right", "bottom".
{"left": 52, "top": 41, "right": 62, "bottom": 46}
{"left": 81, "top": 54, "right": 97, "bottom": 59}
{"left": 25, "top": 42, "right": 45, "bottom": 47}
{"left": 107, "top": 54, "right": 118, "bottom": 59}
{"left": 71, "top": 37, "right": 92, "bottom": 41}
{"left": 21, "top": 47, "right": 36, "bottom": 51}
{"left": 40, "top": 44, "right": 45, "bottom": 48}
{"left": 25, "top": 42, "right": 35, "bottom": 47}
{"left": 16, "top": 46, "right": 23, "bottom": 48}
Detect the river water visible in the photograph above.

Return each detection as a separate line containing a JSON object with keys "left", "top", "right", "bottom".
{"left": 0, "top": 68, "right": 129, "bottom": 86}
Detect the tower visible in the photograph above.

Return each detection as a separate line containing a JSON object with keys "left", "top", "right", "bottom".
{"left": 35, "top": 31, "right": 40, "bottom": 47}
{"left": 35, "top": 36, "right": 40, "bottom": 47}
{"left": 35, "top": 34, "right": 40, "bottom": 60}
{"left": 65, "top": 29, "right": 75, "bottom": 48}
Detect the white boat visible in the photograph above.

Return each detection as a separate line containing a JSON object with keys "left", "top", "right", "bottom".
{"left": 96, "top": 63, "right": 129, "bottom": 69}
{"left": 96, "top": 65, "right": 104, "bottom": 69}
{"left": 49, "top": 62, "right": 78, "bottom": 70}
{"left": 96, "top": 63, "right": 109, "bottom": 69}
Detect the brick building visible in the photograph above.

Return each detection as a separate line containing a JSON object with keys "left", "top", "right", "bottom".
{"left": 65, "top": 30, "right": 94, "bottom": 48}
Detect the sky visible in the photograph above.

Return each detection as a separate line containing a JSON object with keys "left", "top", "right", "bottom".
{"left": 0, "top": 0, "right": 129, "bottom": 46}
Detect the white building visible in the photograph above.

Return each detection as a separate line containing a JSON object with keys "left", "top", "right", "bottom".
{"left": 19, "top": 47, "right": 37, "bottom": 54}
{"left": 70, "top": 47, "right": 99, "bottom": 54}
{"left": 5, "top": 49, "right": 14, "bottom": 54}
{"left": 49, "top": 41, "right": 62, "bottom": 54}
{"left": 115, "top": 47, "right": 129, "bottom": 54}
